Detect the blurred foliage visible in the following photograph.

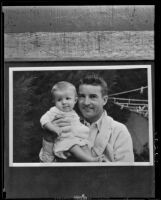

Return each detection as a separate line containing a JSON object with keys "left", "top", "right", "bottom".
{"left": 12, "top": 68, "right": 149, "bottom": 162}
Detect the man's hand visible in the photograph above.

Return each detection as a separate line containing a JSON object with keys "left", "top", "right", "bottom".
{"left": 53, "top": 115, "right": 71, "bottom": 127}
{"left": 52, "top": 115, "right": 72, "bottom": 137}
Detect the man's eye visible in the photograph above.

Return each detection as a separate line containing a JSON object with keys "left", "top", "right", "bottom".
{"left": 90, "top": 95, "right": 97, "bottom": 99}
{"left": 78, "top": 94, "right": 84, "bottom": 98}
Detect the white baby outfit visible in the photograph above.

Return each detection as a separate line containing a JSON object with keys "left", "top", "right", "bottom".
{"left": 40, "top": 106, "right": 90, "bottom": 159}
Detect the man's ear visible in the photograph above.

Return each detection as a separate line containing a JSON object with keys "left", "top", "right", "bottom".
{"left": 103, "top": 95, "right": 108, "bottom": 106}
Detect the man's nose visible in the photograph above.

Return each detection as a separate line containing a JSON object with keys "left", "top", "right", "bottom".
{"left": 84, "top": 97, "right": 90, "bottom": 105}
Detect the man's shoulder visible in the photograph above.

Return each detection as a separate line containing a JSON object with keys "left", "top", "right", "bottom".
{"left": 103, "top": 116, "right": 130, "bottom": 144}
{"left": 112, "top": 119, "right": 127, "bottom": 129}
{"left": 104, "top": 114, "right": 128, "bottom": 133}
{"left": 112, "top": 119, "right": 131, "bottom": 140}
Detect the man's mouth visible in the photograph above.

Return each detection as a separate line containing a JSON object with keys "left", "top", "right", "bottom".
{"left": 82, "top": 107, "right": 93, "bottom": 112}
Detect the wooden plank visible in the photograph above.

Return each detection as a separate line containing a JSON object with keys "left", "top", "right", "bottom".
{"left": 3, "top": 6, "right": 154, "bottom": 33}
{"left": 5, "top": 31, "right": 154, "bottom": 61}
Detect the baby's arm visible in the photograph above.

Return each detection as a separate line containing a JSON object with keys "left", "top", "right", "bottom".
{"left": 40, "top": 110, "right": 59, "bottom": 141}
{"left": 43, "top": 121, "right": 62, "bottom": 136}
{"left": 40, "top": 110, "right": 71, "bottom": 136}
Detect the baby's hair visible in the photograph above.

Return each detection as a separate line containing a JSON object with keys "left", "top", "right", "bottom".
{"left": 51, "top": 81, "right": 77, "bottom": 98}
{"left": 78, "top": 73, "right": 108, "bottom": 96}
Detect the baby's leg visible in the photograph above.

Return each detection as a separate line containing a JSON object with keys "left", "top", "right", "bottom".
{"left": 81, "top": 145, "right": 94, "bottom": 157}
{"left": 81, "top": 146, "right": 108, "bottom": 162}
{"left": 69, "top": 145, "right": 100, "bottom": 162}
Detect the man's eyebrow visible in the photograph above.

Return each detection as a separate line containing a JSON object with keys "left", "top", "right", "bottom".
{"left": 89, "top": 94, "right": 98, "bottom": 97}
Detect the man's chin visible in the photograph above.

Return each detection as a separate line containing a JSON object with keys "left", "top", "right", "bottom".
{"left": 82, "top": 112, "right": 93, "bottom": 119}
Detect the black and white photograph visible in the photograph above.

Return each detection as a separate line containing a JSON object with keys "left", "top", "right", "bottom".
{"left": 9, "top": 65, "right": 153, "bottom": 167}
{"left": 3, "top": 5, "right": 155, "bottom": 199}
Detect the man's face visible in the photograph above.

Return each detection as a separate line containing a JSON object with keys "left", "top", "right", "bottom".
{"left": 78, "top": 84, "right": 108, "bottom": 123}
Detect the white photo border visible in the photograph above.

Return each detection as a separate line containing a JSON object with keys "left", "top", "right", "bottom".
{"left": 9, "top": 65, "right": 154, "bottom": 167}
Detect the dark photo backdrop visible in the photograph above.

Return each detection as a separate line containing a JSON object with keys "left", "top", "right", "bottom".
{"left": 12, "top": 68, "right": 149, "bottom": 163}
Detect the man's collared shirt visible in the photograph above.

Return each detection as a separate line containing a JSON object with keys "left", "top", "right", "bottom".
{"left": 83, "top": 110, "right": 134, "bottom": 162}
{"left": 84, "top": 111, "right": 105, "bottom": 148}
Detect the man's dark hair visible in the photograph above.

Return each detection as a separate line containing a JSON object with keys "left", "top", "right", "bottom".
{"left": 78, "top": 73, "right": 108, "bottom": 96}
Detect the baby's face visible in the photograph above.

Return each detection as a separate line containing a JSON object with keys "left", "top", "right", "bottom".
{"left": 54, "top": 88, "right": 77, "bottom": 112}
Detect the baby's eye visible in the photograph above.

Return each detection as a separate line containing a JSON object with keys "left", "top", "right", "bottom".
{"left": 57, "top": 98, "right": 62, "bottom": 101}
{"left": 66, "top": 97, "right": 71, "bottom": 100}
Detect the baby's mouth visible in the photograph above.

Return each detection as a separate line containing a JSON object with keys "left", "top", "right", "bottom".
{"left": 63, "top": 106, "right": 70, "bottom": 109}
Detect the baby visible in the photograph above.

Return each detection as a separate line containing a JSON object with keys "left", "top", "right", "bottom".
{"left": 39, "top": 81, "right": 105, "bottom": 162}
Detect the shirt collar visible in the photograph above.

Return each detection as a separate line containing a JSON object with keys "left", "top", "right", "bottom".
{"left": 84, "top": 110, "right": 106, "bottom": 131}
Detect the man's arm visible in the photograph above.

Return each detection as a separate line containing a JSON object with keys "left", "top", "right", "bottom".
{"left": 113, "top": 125, "right": 134, "bottom": 162}
{"left": 43, "top": 116, "right": 73, "bottom": 138}
{"left": 40, "top": 122, "right": 59, "bottom": 142}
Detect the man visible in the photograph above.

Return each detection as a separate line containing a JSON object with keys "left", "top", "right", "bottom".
{"left": 76, "top": 74, "right": 134, "bottom": 162}
{"left": 40, "top": 74, "right": 134, "bottom": 162}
